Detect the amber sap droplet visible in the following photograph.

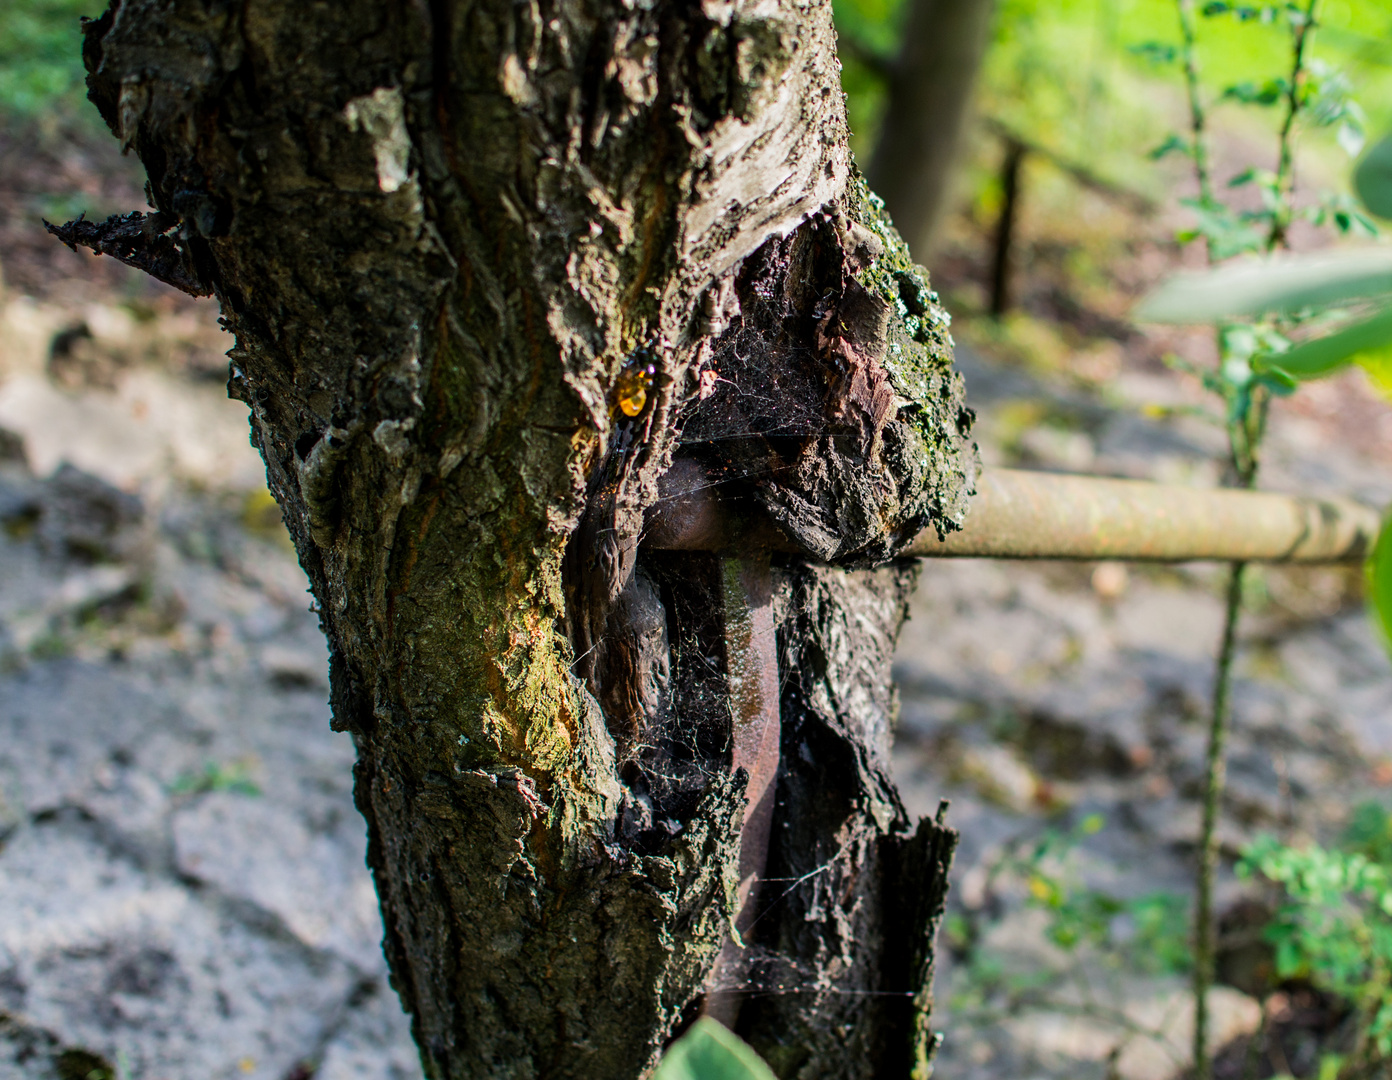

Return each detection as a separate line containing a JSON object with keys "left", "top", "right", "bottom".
{"left": 618, "top": 383, "right": 646, "bottom": 417}
{"left": 616, "top": 363, "right": 655, "bottom": 417}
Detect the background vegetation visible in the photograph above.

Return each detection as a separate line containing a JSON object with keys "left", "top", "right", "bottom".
{"left": 0, "top": 0, "right": 99, "bottom": 122}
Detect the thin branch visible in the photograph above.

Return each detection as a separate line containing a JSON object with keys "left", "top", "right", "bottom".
{"left": 1268, "top": 0, "right": 1322, "bottom": 251}
{"left": 1194, "top": 383, "right": 1268, "bottom": 1080}
{"left": 982, "top": 117, "right": 1159, "bottom": 214}
{"left": 1172, "top": 9, "right": 1283, "bottom": 1077}
{"left": 1177, "top": 0, "right": 1216, "bottom": 254}
{"left": 1193, "top": 557, "right": 1247, "bottom": 1080}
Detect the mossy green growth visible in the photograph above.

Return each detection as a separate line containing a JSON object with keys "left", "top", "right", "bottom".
{"left": 848, "top": 176, "right": 956, "bottom": 384}
{"left": 846, "top": 172, "right": 975, "bottom": 539}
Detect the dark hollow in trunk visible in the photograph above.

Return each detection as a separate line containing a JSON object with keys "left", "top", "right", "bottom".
{"left": 66, "top": 0, "right": 975, "bottom": 1075}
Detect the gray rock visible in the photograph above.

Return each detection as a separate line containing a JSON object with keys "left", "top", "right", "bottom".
{"left": 173, "top": 791, "right": 384, "bottom": 974}
{"left": 34, "top": 464, "right": 145, "bottom": 564}
{"left": 0, "top": 820, "right": 359, "bottom": 1080}
{"left": 0, "top": 473, "right": 421, "bottom": 1077}
{"left": 315, "top": 982, "right": 422, "bottom": 1080}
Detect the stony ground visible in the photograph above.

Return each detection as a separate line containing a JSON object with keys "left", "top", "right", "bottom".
{"left": 0, "top": 292, "right": 422, "bottom": 1080}
{"left": 0, "top": 121, "right": 1390, "bottom": 1080}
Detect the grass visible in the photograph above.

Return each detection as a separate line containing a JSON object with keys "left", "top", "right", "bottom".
{"left": 0, "top": 0, "right": 103, "bottom": 122}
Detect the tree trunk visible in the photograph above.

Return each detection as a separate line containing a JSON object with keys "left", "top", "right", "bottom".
{"left": 866, "top": 0, "right": 996, "bottom": 260}
{"left": 988, "top": 136, "right": 1024, "bottom": 317}
{"left": 71, "top": 0, "right": 974, "bottom": 1076}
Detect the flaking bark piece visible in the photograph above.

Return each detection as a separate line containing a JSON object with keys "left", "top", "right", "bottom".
{"left": 44, "top": 211, "right": 211, "bottom": 297}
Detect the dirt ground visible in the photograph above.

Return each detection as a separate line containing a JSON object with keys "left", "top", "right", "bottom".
{"left": 1, "top": 118, "right": 1390, "bottom": 1080}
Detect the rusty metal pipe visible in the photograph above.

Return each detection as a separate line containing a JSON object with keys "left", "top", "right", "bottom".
{"left": 916, "top": 468, "right": 1381, "bottom": 563}
{"left": 703, "top": 553, "right": 782, "bottom": 1026}
{"left": 645, "top": 462, "right": 1382, "bottom": 564}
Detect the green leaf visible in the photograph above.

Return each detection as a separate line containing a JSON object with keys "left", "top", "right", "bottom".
{"left": 1221, "top": 78, "right": 1288, "bottom": 107}
{"left": 169, "top": 760, "right": 262, "bottom": 797}
{"left": 653, "top": 1020, "right": 779, "bottom": 1080}
{"left": 1357, "top": 340, "right": 1392, "bottom": 401}
{"left": 1338, "top": 121, "right": 1366, "bottom": 159}
{"left": 1369, "top": 513, "right": 1392, "bottom": 656}
{"left": 1128, "top": 41, "right": 1178, "bottom": 66}
{"left": 1260, "top": 307, "right": 1392, "bottom": 380}
{"left": 1201, "top": 1, "right": 1276, "bottom": 19}
{"left": 1173, "top": 198, "right": 1264, "bottom": 260}
{"left": 1148, "top": 133, "right": 1190, "bottom": 161}
{"left": 1135, "top": 248, "right": 1392, "bottom": 323}
{"left": 1256, "top": 367, "right": 1297, "bottom": 396}
{"left": 1356, "top": 135, "right": 1392, "bottom": 220}
{"left": 1305, "top": 192, "right": 1380, "bottom": 239}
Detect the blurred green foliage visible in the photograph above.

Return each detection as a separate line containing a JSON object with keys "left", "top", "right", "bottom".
{"left": 0, "top": 0, "right": 101, "bottom": 120}
{"left": 834, "top": 0, "right": 1392, "bottom": 197}
{"left": 169, "top": 759, "right": 262, "bottom": 797}
{"left": 1240, "top": 804, "right": 1392, "bottom": 1072}
{"left": 946, "top": 811, "right": 1193, "bottom": 1035}
{"left": 1009, "top": 813, "right": 1193, "bottom": 976}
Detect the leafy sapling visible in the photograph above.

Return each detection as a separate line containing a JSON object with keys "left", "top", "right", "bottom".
{"left": 1136, "top": 5, "right": 1387, "bottom": 1077}
{"left": 1238, "top": 802, "right": 1392, "bottom": 1077}
{"left": 1138, "top": 143, "right": 1392, "bottom": 639}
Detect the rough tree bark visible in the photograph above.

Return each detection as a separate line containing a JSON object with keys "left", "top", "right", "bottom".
{"left": 67, "top": 0, "right": 975, "bottom": 1076}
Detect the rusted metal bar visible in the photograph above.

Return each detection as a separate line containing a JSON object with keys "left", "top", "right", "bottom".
{"left": 913, "top": 468, "right": 1381, "bottom": 563}
{"left": 703, "top": 553, "right": 782, "bottom": 1026}
{"left": 645, "top": 462, "right": 1381, "bottom": 564}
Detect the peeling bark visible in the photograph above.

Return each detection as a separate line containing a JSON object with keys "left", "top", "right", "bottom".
{"left": 68, "top": 0, "right": 973, "bottom": 1075}
{"left": 44, "top": 211, "right": 212, "bottom": 296}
